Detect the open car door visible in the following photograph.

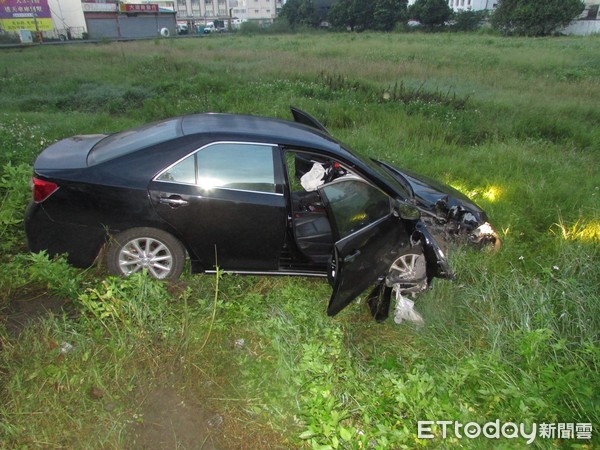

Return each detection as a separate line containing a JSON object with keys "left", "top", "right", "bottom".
{"left": 318, "top": 176, "right": 411, "bottom": 316}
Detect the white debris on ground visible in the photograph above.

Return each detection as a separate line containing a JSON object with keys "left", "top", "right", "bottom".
{"left": 60, "top": 341, "right": 74, "bottom": 354}
{"left": 392, "top": 286, "right": 424, "bottom": 325}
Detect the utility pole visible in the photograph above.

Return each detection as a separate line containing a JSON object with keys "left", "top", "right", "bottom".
{"left": 116, "top": 0, "right": 122, "bottom": 37}
{"left": 33, "top": 12, "right": 43, "bottom": 43}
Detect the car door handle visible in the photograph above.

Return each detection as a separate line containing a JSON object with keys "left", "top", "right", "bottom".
{"left": 159, "top": 195, "right": 189, "bottom": 207}
{"left": 343, "top": 249, "right": 361, "bottom": 263}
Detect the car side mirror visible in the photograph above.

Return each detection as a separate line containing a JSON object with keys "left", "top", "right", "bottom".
{"left": 393, "top": 198, "right": 420, "bottom": 221}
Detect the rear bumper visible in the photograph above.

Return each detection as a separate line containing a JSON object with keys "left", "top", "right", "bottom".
{"left": 25, "top": 202, "right": 106, "bottom": 268}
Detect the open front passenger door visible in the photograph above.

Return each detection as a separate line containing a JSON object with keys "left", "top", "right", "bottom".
{"left": 318, "top": 176, "right": 411, "bottom": 316}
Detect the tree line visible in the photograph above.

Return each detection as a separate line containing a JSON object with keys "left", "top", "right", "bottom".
{"left": 279, "top": 0, "right": 586, "bottom": 36}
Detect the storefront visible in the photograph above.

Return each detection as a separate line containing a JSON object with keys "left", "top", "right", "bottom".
{"left": 82, "top": 2, "right": 176, "bottom": 39}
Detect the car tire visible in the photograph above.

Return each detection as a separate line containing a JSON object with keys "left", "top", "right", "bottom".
{"left": 106, "top": 228, "right": 186, "bottom": 280}
{"left": 386, "top": 246, "right": 427, "bottom": 287}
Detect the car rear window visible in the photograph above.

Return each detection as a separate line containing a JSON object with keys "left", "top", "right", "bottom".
{"left": 87, "top": 119, "right": 182, "bottom": 165}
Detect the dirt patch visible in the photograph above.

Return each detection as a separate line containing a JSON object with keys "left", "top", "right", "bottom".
{"left": 2, "top": 292, "right": 70, "bottom": 337}
{"left": 129, "top": 378, "right": 291, "bottom": 450}
{"left": 131, "top": 385, "right": 221, "bottom": 449}
{"left": 1, "top": 293, "right": 290, "bottom": 449}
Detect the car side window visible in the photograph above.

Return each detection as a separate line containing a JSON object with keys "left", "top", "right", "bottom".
{"left": 157, "top": 153, "right": 196, "bottom": 184}
{"left": 157, "top": 143, "right": 277, "bottom": 193}
{"left": 320, "top": 179, "right": 391, "bottom": 240}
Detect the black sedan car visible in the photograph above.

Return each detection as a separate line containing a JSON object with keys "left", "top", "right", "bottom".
{"left": 25, "top": 108, "right": 498, "bottom": 320}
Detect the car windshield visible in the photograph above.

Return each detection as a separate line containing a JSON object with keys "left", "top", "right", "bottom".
{"left": 338, "top": 145, "right": 412, "bottom": 200}
{"left": 370, "top": 160, "right": 414, "bottom": 198}
{"left": 87, "top": 118, "right": 183, "bottom": 165}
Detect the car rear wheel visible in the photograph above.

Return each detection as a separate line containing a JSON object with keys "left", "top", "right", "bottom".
{"left": 107, "top": 228, "right": 185, "bottom": 279}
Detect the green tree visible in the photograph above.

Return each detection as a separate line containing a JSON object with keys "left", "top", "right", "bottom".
{"left": 280, "top": 0, "right": 320, "bottom": 28}
{"left": 491, "top": 0, "right": 585, "bottom": 36}
{"left": 450, "top": 10, "right": 488, "bottom": 32}
{"left": 327, "top": 0, "right": 351, "bottom": 30}
{"left": 328, "top": 0, "right": 371, "bottom": 31}
{"left": 408, "top": 0, "right": 453, "bottom": 30}
{"left": 373, "top": 0, "right": 409, "bottom": 31}
{"left": 328, "top": 0, "right": 407, "bottom": 31}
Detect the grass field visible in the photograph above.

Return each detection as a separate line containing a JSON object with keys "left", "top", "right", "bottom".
{"left": 0, "top": 32, "right": 599, "bottom": 448}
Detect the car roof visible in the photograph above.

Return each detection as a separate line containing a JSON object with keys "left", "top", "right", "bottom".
{"left": 180, "top": 113, "right": 344, "bottom": 155}
{"left": 85, "top": 112, "right": 354, "bottom": 168}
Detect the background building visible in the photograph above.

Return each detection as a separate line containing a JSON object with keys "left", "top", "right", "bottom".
{"left": 174, "top": 0, "right": 282, "bottom": 30}
{"left": 446, "top": 0, "right": 497, "bottom": 12}
{"left": 407, "top": 0, "right": 497, "bottom": 12}
{"left": 563, "top": 1, "right": 600, "bottom": 35}
{"left": 82, "top": 1, "right": 176, "bottom": 39}
{"left": 230, "top": 0, "right": 281, "bottom": 24}
{"left": 176, "top": 0, "right": 228, "bottom": 23}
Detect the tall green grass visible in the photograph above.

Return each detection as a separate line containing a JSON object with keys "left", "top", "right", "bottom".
{"left": 0, "top": 33, "right": 598, "bottom": 448}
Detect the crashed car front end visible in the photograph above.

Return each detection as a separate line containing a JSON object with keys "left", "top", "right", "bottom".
{"left": 376, "top": 161, "right": 500, "bottom": 252}
{"left": 366, "top": 161, "right": 500, "bottom": 323}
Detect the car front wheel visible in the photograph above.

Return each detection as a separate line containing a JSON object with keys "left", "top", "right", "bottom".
{"left": 106, "top": 228, "right": 186, "bottom": 279}
{"left": 386, "top": 246, "right": 428, "bottom": 294}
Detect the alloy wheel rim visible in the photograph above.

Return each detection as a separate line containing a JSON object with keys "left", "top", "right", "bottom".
{"left": 118, "top": 237, "right": 173, "bottom": 279}
{"left": 389, "top": 253, "right": 426, "bottom": 281}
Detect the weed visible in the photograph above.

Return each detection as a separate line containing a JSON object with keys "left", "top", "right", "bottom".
{"left": 78, "top": 273, "right": 174, "bottom": 339}
{"left": 381, "top": 80, "right": 470, "bottom": 110}
{"left": 0, "top": 120, "right": 49, "bottom": 165}
{"left": 0, "top": 163, "right": 30, "bottom": 253}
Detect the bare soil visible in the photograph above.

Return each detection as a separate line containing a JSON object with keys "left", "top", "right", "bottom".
{"left": 1, "top": 295, "right": 290, "bottom": 449}
{"left": 131, "top": 385, "right": 221, "bottom": 449}
{"left": 3, "top": 292, "right": 69, "bottom": 337}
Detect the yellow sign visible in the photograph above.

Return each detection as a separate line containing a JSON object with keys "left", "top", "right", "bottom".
{"left": 1, "top": 18, "right": 53, "bottom": 31}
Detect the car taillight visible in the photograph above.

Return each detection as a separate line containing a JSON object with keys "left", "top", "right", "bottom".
{"left": 32, "top": 177, "right": 59, "bottom": 203}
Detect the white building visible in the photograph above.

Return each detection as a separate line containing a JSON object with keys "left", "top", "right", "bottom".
{"left": 174, "top": 0, "right": 282, "bottom": 25}
{"left": 447, "top": 0, "right": 497, "bottom": 12}
{"left": 407, "top": 0, "right": 497, "bottom": 12}
{"left": 563, "top": 2, "right": 600, "bottom": 35}
{"left": 230, "top": 0, "right": 283, "bottom": 23}
{"left": 176, "top": 0, "right": 229, "bottom": 21}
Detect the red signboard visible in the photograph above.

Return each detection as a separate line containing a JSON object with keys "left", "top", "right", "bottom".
{"left": 119, "top": 4, "right": 159, "bottom": 13}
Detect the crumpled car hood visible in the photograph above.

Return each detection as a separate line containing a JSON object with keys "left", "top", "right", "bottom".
{"left": 378, "top": 161, "right": 486, "bottom": 219}
{"left": 378, "top": 161, "right": 499, "bottom": 249}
